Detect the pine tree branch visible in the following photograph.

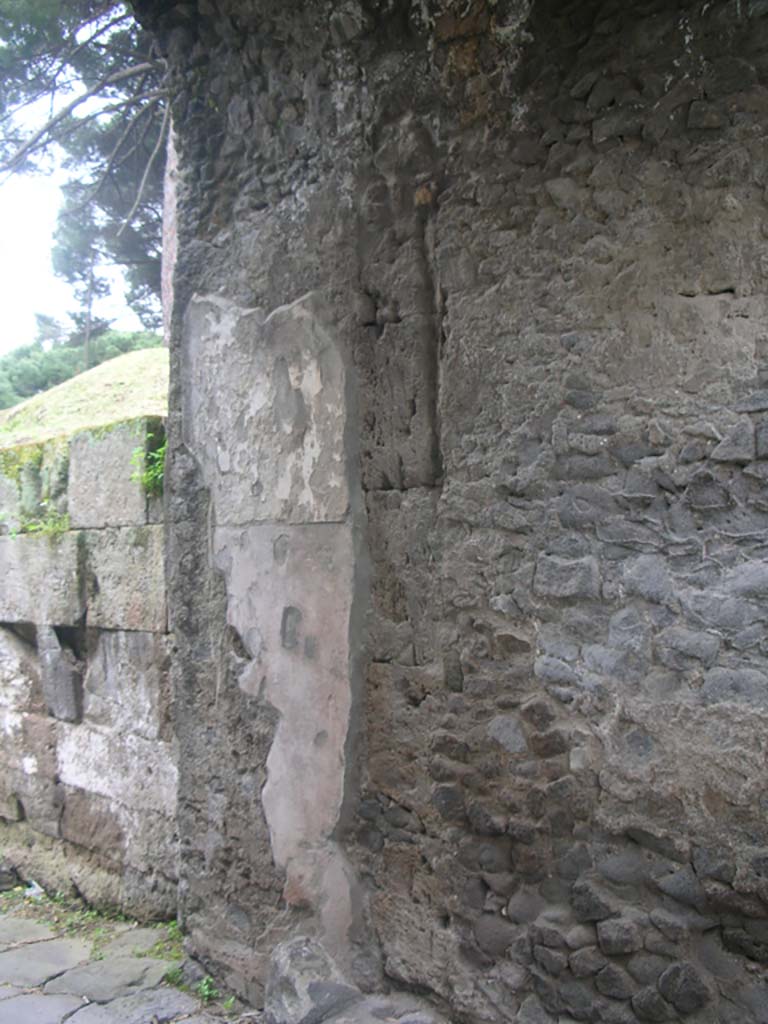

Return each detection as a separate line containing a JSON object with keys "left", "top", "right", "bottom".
{"left": 65, "top": 97, "right": 162, "bottom": 211}
{"left": 1, "top": 61, "right": 158, "bottom": 174}
{"left": 117, "top": 99, "right": 169, "bottom": 236}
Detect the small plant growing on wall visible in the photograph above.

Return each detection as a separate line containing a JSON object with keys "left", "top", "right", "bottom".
{"left": 131, "top": 433, "right": 166, "bottom": 496}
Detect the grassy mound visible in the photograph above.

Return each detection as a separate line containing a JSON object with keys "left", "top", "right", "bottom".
{"left": 0, "top": 348, "right": 168, "bottom": 448}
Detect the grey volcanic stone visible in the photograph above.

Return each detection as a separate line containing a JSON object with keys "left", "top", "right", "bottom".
{"left": 623, "top": 556, "right": 672, "bottom": 604}
{"left": 571, "top": 879, "right": 618, "bottom": 921}
{"left": 0, "top": 993, "right": 83, "bottom": 1024}
{"left": 264, "top": 937, "right": 360, "bottom": 1024}
{"left": 627, "top": 953, "right": 670, "bottom": 985}
{"left": 487, "top": 714, "right": 528, "bottom": 754}
{"left": 474, "top": 914, "right": 520, "bottom": 957}
{"left": 44, "top": 956, "right": 172, "bottom": 1002}
{"left": 597, "top": 918, "right": 644, "bottom": 955}
{"left": 655, "top": 867, "right": 707, "bottom": 911}
{"left": 0, "top": 937, "right": 90, "bottom": 987}
{"left": 0, "top": 915, "right": 55, "bottom": 951}
{"left": 533, "top": 944, "right": 568, "bottom": 975}
{"left": 631, "top": 986, "right": 674, "bottom": 1021}
{"left": 595, "top": 963, "right": 635, "bottom": 1000}
{"left": 656, "top": 627, "right": 719, "bottom": 669}
{"left": 38, "top": 625, "right": 81, "bottom": 723}
{"left": 85, "top": 526, "right": 166, "bottom": 632}
{"left": 516, "top": 995, "right": 557, "bottom": 1023}
{"left": 0, "top": 533, "right": 84, "bottom": 625}
{"left": 534, "top": 555, "right": 600, "bottom": 599}
{"left": 710, "top": 418, "right": 754, "bottom": 463}
{"left": 569, "top": 945, "right": 608, "bottom": 977}
{"left": 700, "top": 667, "right": 768, "bottom": 709}
{"left": 657, "top": 962, "right": 711, "bottom": 1014}
{"left": 65, "top": 986, "right": 199, "bottom": 1023}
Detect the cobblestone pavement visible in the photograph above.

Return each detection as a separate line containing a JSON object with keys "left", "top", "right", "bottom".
{"left": 0, "top": 907, "right": 247, "bottom": 1024}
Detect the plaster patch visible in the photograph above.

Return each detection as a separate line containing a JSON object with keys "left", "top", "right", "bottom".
{"left": 213, "top": 521, "right": 357, "bottom": 950}
{"left": 182, "top": 292, "right": 349, "bottom": 526}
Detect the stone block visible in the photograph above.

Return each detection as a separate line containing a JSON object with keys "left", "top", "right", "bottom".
{"left": 68, "top": 420, "right": 159, "bottom": 528}
{"left": 487, "top": 714, "right": 528, "bottom": 754}
{"left": 700, "top": 666, "right": 768, "bottom": 709}
{"left": 84, "top": 527, "right": 166, "bottom": 632}
{"left": 534, "top": 555, "right": 600, "bottom": 599}
{"left": 0, "top": 533, "right": 84, "bottom": 625}
{"left": 0, "top": 625, "right": 38, "bottom": 712}
{"left": 60, "top": 788, "right": 125, "bottom": 867}
{"left": 595, "top": 962, "right": 635, "bottom": 1000}
{"left": 264, "top": 936, "right": 360, "bottom": 1024}
{"left": 657, "top": 962, "right": 711, "bottom": 1014}
{"left": 597, "top": 918, "right": 644, "bottom": 955}
{"left": 710, "top": 417, "right": 755, "bottom": 464}
{"left": 37, "top": 625, "right": 82, "bottom": 723}
{"left": 83, "top": 631, "right": 171, "bottom": 740}
{"left": 626, "top": 557, "right": 671, "bottom": 602}
{"left": 56, "top": 723, "right": 176, "bottom": 818}
{"left": 655, "top": 627, "right": 719, "bottom": 670}
{"left": 569, "top": 945, "right": 607, "bottom": 977}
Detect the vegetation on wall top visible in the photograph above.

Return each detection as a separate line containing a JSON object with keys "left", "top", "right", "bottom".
{"left": 0, "top": 347, "right": 168, "bottom": 447}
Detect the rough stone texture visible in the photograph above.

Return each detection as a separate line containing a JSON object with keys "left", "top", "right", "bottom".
{"left": 84, "top": 526, "right": 166, "bottom": 632}
{"left": 129, "top": 0, "right": 768, "bottom": 1019}
{"left": 0, "top": 440, "right": 69, "bottom": 539}
{"left": 264, "top": 937, "right": 360, "bottom": 1024}
{"left": 0, "top": 533, "right": 84, "bottom": 625}
{"left": 68, "top": 420, "right": 161, "bottom": 528}
{"left": 0, "top": 421, "right": 175, "bottom": 919}
{"left": 37, "top": 625, "right": 82, "bottom": 723}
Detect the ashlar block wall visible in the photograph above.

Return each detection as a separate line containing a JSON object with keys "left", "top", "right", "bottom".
{"left": 0, "top": 418, "right": 176, "bottom": 918}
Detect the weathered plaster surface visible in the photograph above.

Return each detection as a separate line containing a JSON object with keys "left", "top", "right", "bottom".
{"left": 180, "top": 289, "right": 364, "bottom": 970}
{"left": 213, "top": 522, "right": 358, "bottom": 950}
{"left": 183, "top": 294, "right": 348, "bottom": 526}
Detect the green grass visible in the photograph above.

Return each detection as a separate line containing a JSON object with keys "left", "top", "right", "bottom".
{"left": 0, "top": 885, "right": 134, "bottom": 954}
{"left": 139, "top": 918, "right": 184, "bottom": 961}
{"left": 0, "top": 886, "right": 185, "bottom": 962}
{"left": 0, "top": 348, "right": 168, "bottom": 448}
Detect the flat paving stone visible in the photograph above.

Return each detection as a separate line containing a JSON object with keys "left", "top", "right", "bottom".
{"left": 0, "top": 936, "right": 90, "bottom": 987}
{"left": 99, "top": 925, "right": 162, "bottom": 957}
{"left": 0, "top": 915, "right": 56, "bottom": 951}
{"left": 44, "top": 954, "right": 173, "bottom": 1002}
{"left": 0, "top": 992, "right": 83, "bottom": 1024}
{"left": 67, "top": 984, "right": 201, "bottom": 1022}
{"left": 182, "top": 1016, "right": 228, "bottom": 1023}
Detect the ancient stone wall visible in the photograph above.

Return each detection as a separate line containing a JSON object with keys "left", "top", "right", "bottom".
{"left": 0, "top": 420, "right": 176, "bottom": 918}
{"left": 135, "top": 0, "right": 768, "bottom": 1019}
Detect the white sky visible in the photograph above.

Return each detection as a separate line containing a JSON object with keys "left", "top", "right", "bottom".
{"left": 0, "top": 171, "right": 143, "bottom": 357}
